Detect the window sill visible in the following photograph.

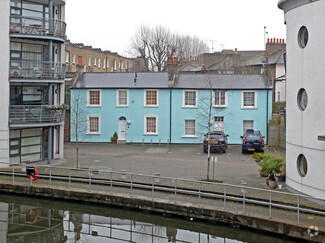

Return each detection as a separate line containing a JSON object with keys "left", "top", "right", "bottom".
{"left": 213, "top": 105, "right": 227, "bottom": 108}
{"left": 144, "top": 105, "right": 159, "bottom": 108}
{"left": 87, "top": 132, "right": 101, "bottom": 135}
{"left": 241, "top": 107, "right": 257, "bottom": 109}
{"left": 182, "top": 135, "right": 198, "bottom": 138}
{"left": 87, "top": 105, "right": 101, "bottom": 107}
{"left": 117, "top": 105, "right": 128, "bottom": 107}
{"left": 144, "top": 133, "right": 158, "bottom": 136}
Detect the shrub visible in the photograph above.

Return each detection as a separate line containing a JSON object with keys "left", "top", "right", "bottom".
{"left": 111, "top": 131, "right": 118, "bottom": 140}
{"left": 260, "top": 158, "right": 283, "bottom": 181}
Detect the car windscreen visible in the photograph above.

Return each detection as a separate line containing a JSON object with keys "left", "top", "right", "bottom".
{"left": 246, "top": 134, "right": 260, "bottom": 140}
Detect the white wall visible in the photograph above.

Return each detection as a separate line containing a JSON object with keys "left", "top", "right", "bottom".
{"left": 284, "top": 0, "right": 325, "bottom": 199}
{"left": 275, "top": 81, "right": 286, "bottom": 102}
{"left": 275, "top": 64, "right": 285, "bottom": 79}
{"left": 0, "top": 1, "right": 10, "bottom": 167}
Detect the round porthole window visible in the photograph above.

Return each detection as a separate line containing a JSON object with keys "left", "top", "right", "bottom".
{"left": 298, "top": 26, "right": 308, "bottom": 48}
{"left": 297, "top": 154, "right": 308, "bottom": 177}
{"left": 297, "top": 88, "right": 308, "bottom": 111}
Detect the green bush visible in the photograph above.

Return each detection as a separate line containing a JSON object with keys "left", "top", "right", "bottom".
{"left": 260, "top": 158, "right": 283, "bottom": 181}
{"left": 111, "top": 131, "right": 118, "bottom": 140}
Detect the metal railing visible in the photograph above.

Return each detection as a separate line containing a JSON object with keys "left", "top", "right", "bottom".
{"left": 9, "top": 105, "right": 67, "bottom": 125}
{"left": 0, "top": 164, "right": 324, "bottom": 226}
{"left": 10, "top": 60, "right": 66, "bottom": 80}
{"left": 10, "top": 16, "right": 66, "bottom": 40}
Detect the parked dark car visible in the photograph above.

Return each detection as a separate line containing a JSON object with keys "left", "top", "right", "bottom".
{"left": 203, "top": 131, "right": 229, "bottom": 153}
{"left": 240, "top": 130, "right": 265, "bottom": 153}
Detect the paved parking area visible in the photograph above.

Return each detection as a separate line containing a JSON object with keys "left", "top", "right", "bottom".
{"left": 52, "top": 143, "right": 285, "bottom": 189}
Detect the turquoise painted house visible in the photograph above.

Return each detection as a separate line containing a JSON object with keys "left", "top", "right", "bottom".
{"left": 70, "top": 72, "right": 272, "bottom": 144}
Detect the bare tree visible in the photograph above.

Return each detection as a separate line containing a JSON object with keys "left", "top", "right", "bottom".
{"left": 196, "top": 74, "right": 231, "bottom": 180}
{"left": 131, "top": 25, "right": 177, "bottom": 71}
{"left": 176, "top": 35, "right": 209, "bottom": 59}
{"left": 196, "top": 74, "right": 214, "bottom": 180}
{"left": 130, "top": 25, "right": 209, "bottom": 71}
{"left": 70, "top": 90, "right": 87, "bottom": 168}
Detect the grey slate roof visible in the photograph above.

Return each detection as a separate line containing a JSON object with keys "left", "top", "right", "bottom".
{"left": 173, "top": 74, "right": 270, "bottom": 90}
{"left": 72, "top": 72, "right": 169, "bottom": 89}
{"left": 245, "top": 50, "right": 285, "bottom": 66}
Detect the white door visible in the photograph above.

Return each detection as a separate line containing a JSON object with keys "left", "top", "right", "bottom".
{"left": 118, "top": 118, "right": 126, "bottom": 140}
{"left": 214, "top": 117, "right": 224, "bottom": 131}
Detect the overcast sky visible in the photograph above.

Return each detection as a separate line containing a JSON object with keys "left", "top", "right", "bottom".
{"left": 65, "top": 0, "right": 286, "bottom": 57}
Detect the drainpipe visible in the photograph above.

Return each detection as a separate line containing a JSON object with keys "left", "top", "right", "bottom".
{"left": 169, "top": 88, "right": 172, "bottom": 144}
{"left": 266, "top": 89, "right": 269, "bottom": 145}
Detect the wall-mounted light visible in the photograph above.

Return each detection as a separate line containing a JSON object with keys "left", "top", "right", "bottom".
{"left": 55, "top": 10, "right": 59, "bottom": 14}
{"left": 55, "top": 89, "right": 58, "bottom": 94}
{"left": 55, "top": 49, "right": 58, "bottom": 54}
{"left": 127, "top": 121, "right": 131, "bottom": 125}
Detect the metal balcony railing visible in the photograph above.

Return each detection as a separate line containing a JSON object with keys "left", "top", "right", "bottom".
{"left": 10, "top": 16, "right": 66, "bottom": 40}
{"left": 10, "top": 60, "right": 66, "bottom": 80}
{"left": 9, "top": 105, "right": 67, "bottom": 126}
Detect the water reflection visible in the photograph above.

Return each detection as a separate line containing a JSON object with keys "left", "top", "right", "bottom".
{"left": 0, "top": 193, "right": 297, "bottom": 243}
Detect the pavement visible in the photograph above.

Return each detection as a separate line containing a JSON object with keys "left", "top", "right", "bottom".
{"left": 52, "top": 143, "right": 284, "bottom": 189}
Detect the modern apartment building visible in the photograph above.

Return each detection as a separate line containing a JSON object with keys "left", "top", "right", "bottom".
{"left": 0, "top": 0, "right": 67, "bottom": 166}
{"left": 278, "top": 0, "right": 325, "bottom": 199}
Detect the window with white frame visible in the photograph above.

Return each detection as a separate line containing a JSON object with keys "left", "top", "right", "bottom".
{"left": 242, "top": 91, "right": 257, "bottom": 108}
{"left": 277, "top": 92, "right": 281, "bottom": 102}
{"left": 107, "top": 60, "right": 109, "bottom": 69}
{"left": 145, "top": 90, "right": 158, "bottom": 106}
{"left": 243, "top": 120, "right": 254, "bottom": 134}
{"left": 88, "top": 56, "right": 91, "bottom": 66}
{"left": 214, "top": 116, "right": 224, "bottom": 131}
{"left": 117, "top": 89, "right": 128, "bottom": 107}
{"left": 144, "top": 115, "right": 158, "bottom": 135}
{"left": 183, "top": 90, "right": 197, "bottom": 107}
{"left": 87, "top": 116, "right": 100, "bottom": 134}
{"left": 185, "top": 120, "right": 196, "bottom": 136}
{"left": 103, "top": 59, "right": 106, "bottom": 69}
{"left": 94, "top": 57, "right": 97, "bottom": 66}
{"left": 65, "top": 52, "right": 69, "bottom": 63}
{"left": 72, "top": 54, "right": 76, "bottom": 64}
{"left": 98, "top": 58, "right": 101, "bottom": 68}
{"left": 213, "top": 90, "right": 227, "bottom": 107}
{"left": 87, "top": 90, "right": 101, "bottom": 106}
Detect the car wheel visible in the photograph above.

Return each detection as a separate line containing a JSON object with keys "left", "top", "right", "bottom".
{"left": 242, "top": 149, "right": 246, "bottom": 154}
{"left": 223, "top": 149, "right": 226, "bottom": 153}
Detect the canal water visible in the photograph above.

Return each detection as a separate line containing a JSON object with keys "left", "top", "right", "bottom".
{"left": 0, "top": 193, "right": 298, "bottom": 243}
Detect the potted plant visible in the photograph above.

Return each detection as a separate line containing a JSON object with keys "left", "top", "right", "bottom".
{"left": 111, "top": 131, "right": 118, "bottom": 144}
{"left": 260, "top": 158, "right": 283, "bottom": 189}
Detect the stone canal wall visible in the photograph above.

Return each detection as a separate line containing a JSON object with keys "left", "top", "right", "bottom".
{"left": 0, "top": 182, "right": 323, "bottom": 242}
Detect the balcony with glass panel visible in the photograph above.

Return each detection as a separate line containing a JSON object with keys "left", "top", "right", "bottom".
{"left": 10, "top": 60, "right": 66, "bottom": 81}
{"left": 9, "top": 105, "right": 67, "bottom": 127}
{"left": 10, "top": 16, "right": 66, "bottom": 41}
